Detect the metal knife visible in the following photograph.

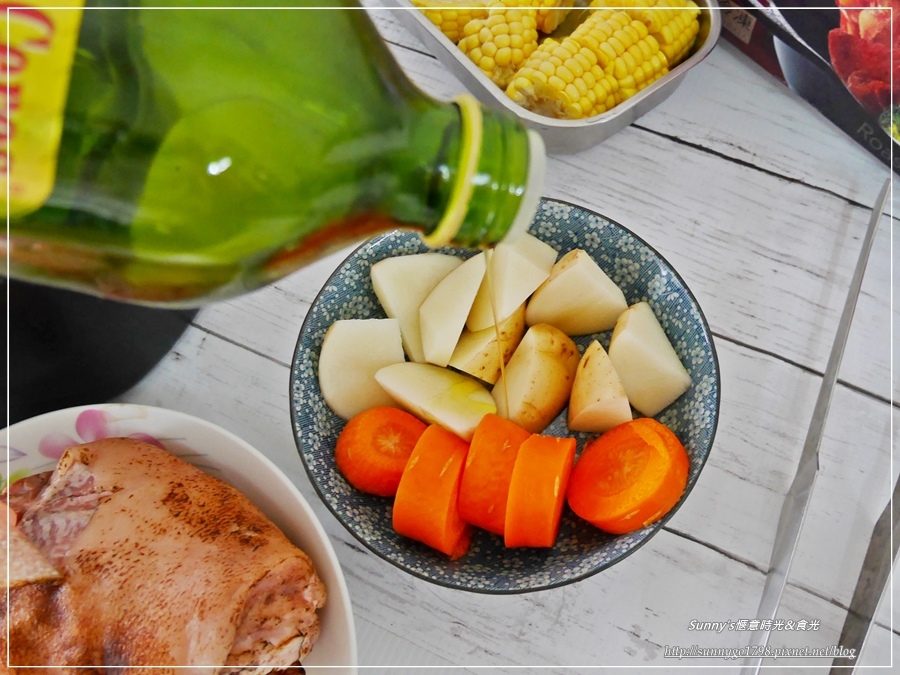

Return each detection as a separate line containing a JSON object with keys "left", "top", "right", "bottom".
{"left": 740, "top": 175, "right": 892, "bottom": 674}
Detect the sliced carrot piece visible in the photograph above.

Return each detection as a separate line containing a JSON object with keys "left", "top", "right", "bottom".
{"left": 458, "top": 413, "right": 532, "bottom": 536}
{"left": 504, "top": 434, "right": 576, "bottom": 548}
{"left": 566, "top": 418, "right": 689, "bottom": 535}
{"left": 335, "top": 406, "right": 427, "bottom": 497}
{"left": 392, "top": 424, "right": 472, "bottom": 559}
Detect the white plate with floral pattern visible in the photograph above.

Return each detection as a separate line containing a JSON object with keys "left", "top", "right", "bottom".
{"left": 291, "top": 197, "right": 721, "bottom": 593}
{"left": 2, "top": 403, "right": 357, "bottom": 673}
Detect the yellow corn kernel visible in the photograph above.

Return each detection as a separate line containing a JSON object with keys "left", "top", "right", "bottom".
{"left": 649, "top": 0, "right": 701, "bottom": 65}
{"left": 506, "top": 37, "right": 620, "bottom": 119}
{"left": 585, "top": 7, "right": 633, "bottom": 33}
{"left": 526, "top": 0, "right": 577, "bottom": 34}
{"left": 567, "top": 9, "right": 629, "bottom": 70}
{"left": 633, "top": 0, "right": 698, "bottom": 35}
{"left": 489, "top": 0, "right": 574, "bottom": 34}
{"left": 412, "top": 0, "right": 490, "bottom": 43}
{"left": 588, "top": 0, "right": 653, "bottom": 9}
{"left": 612, "top": 45, "right": 668, "bottom": 104}
{"left": 573, "top": 9, "right": 649, "bottom": 73}
{"left": 605, "top": 22, "right": 667, "bottom": 105}
{"left": 458, "top": 2, "right": 539, "bottom": 88}
{"left": 591, "top": 0, "right": 701, "bottom": 66}
{"left": 589, "top": 0, "right": 684, "bottom": 33}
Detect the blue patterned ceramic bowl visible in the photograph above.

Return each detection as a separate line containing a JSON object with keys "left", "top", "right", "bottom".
{"left": 290, "top": 197, "right": 720, "bottom": 593}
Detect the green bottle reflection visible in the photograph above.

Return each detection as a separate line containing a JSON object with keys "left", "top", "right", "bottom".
{"left": 6, "top": 0, "right": 543, "bottom": 306}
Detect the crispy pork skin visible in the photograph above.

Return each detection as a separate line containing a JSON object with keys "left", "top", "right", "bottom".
{"left": 2, "top": 438, "right": 326, "bottom": 673}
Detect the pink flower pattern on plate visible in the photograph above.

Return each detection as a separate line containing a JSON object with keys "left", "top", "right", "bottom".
{"left": 37, "top": 409, "right": 164, "bottom": 460}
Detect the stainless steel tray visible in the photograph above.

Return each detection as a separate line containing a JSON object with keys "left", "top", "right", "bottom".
{"left": 383, "top": 0, "right": 722, "bottom": 154}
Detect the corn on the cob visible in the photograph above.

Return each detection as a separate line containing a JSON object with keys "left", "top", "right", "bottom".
{"left": 528, "top": 0, "right": 576, "bottom": 34}
{"left": 506, "top": 8, "right": 668, "bottom": 119}
{"left": 645, "top": 0, "right": 700, "bottom": 65}
{"left": 611, "top": 34, "right": 668, "bottom": 103}
{"left": 412, "top": 0, "right": 489, "bottom": 43}
{"left": 506, "top": 36, "right": 619, "bottom": 119}
{"left": 589, "top": 0, "right": 700, "bottom": 66}
{"left": 572, "top": 9, "right": 640, "bottom": 70}
{"left": 458, "top": 2, "right": 539, "bottom": 88}
{"left": 575, "top": 9, "right": 668, "bottom": 103}
{"left": 588, "top": 0, "right": 652, "bottom": 10}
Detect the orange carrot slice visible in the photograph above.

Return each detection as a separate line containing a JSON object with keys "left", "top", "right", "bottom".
{"left": 566, "top": 418, "right": 689, "bottom": 534}
{"left": 392, "top": 424, "right": 472, "bottom": 559}
{"left": 504, "top": 434, "right": 576, "bottom": 548}
{"left": 335, "top": 406, "right": 427, "bottom": 497}
{"left": 458, "top": 413, "right": 532, "bottom": 536}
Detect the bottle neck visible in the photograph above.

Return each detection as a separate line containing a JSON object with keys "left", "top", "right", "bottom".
{"left": 379, "top": 94, "right": 545, "bottom": 248}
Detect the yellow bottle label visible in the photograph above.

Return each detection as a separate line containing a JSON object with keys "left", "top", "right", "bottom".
{"left": 2, "top": 1, "right": 83, "bottom": 217}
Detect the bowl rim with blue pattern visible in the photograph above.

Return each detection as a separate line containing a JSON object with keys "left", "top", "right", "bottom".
{"left": 290, "top": 196, "right": 721, "bottom": 594}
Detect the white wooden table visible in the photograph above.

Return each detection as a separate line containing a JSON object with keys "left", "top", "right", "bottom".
{"left": 114, "top": 7, "right": 897, "bottom": 673}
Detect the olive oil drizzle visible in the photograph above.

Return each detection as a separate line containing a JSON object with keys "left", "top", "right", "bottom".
{"left": 483, "top": 249, "right": 509, "bottom": 410}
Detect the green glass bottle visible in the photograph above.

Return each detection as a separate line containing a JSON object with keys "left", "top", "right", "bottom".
{"left": 3, "top": 0, "right": 544, "bottom": 306}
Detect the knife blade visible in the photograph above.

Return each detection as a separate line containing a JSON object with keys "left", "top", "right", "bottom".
{"left": 740, "top": 175, "right": 892, "bottom": 674}
{"left": 828, "top": 476, "right": 899, "bottom": 672}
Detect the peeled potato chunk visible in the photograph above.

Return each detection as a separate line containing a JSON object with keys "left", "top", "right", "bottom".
{"left": 419, "top": 252, "right": 487, "bottom": 368}
{"left": 318, "top": 318, "right": 406, "bottom": 420}
{"left": 492, "top": 323, "right": 580, "bottom": 433}
{"left": 568, "top": 340, "right": 633, "bottom": 433}
{"left": 448, "top": 303, "right": 526, "bottom": 385}
{"left": 375, "top": 361, "right": 496, "bottom": 442}
{"left": 371, "top": 252, "right": 462, "bottom": 363}
{"left": 525, "top": 248, "right": 628, "bottom": 335}
{"left": 467, "top": 233, "right": 557, "bottom": 331}
{"left": 608, "top": 302, "right": 692, "bottom": 417}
